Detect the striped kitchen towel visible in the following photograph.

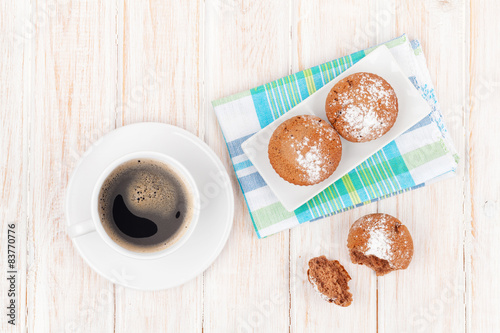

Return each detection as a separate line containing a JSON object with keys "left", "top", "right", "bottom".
{"left": 212, "top": 34, "right": 458, "bottom": 238}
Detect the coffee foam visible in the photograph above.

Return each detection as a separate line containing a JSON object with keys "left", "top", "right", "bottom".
{"left": 98, "top": 158, "right": 194, "bottom": 253}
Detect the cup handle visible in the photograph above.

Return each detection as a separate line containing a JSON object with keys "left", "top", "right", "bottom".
{"left": 68, "top": 219, "right": 96, "bottom": 238}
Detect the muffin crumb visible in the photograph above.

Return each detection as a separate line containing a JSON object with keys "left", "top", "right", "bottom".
{"left": 307, "top": 256, "right": 353, "bottom": 306}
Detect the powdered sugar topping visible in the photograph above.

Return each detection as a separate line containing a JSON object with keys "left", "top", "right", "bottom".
{"left": 296, "top": 145, "right": 325, "bottom": 182}
{"left": 364, "top": 226, "right": 392, "bottom": 260}
{"left": 291, "top": 117, "right": 341, "bottom": 183}
{"left": 357, "top": 214, "right": 394, "bottom": 261}
{"left": 335, "top": 73, "right": 397, "bottom": 140}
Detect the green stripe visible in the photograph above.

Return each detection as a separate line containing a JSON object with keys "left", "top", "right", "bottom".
{"left": 315, "top": 195, "right": 327, "bottom": 216}
{"left": 366, "top": 157, "right": 388, "bottom": 194}
{"left": 319, "top": 63, "right": 326, "bottom": 83}
{"left": 211, "top": 90, "right": 251, "bottom": 107}
{"left": 270, "top": 81, "right": 281, "bottom": 116}
{"left": 357, "top": 165, "right": 378, "bottom": 198}
{"left": 329, "top": 61, "right": 335, "bottom": 80}
{"left": 252, "top": 202, "right": 295, "bottom": 230}
{"left": 339, "top": 56, "right": 346, "bottom": 73}
{"left": 266, "top": 83, "right": 280, "bottom": 120}
{"left": 323, "top": 187, "right": 338, "bottom": 211}
{"left": 319, "top": 192, "right": 334, "bottom": 212}
{"left": 275, "top": 80, "right": 287, "bottom": 116}
{"left": 303, "top": 69, "right": 316, "bottom": 94}
{"left": 379, "top": 152, "right": 398, "bottom": 181}
{"left": 324, "top": 63, "right": 332, "bottom": 82}
{"left": 373, "top": 152, "right": 396, "bottom": 192}
{"left": 292, "top": 73, "right": 303, "bottom": 101}
{"left": 402, "top": 141, "right": 448, "bottom": 169}
{"left": 285, "top": 76, "right": 295, "bottom": 106}
{"left": 282, "top": 77, "right": 292, "bottom": 108}
{"left": 345, "top": 55, "right": 352, "bottom": 67}
{"left": 276, "top": 79, "right": 290, "bottom": 114}
{"left": 334, "top": 59, "right": 341, "bottom": 76}
{"left": 362, "top": 161, "right": 381, "bottom": 196}
{"left": 307, "top": 198, "right": 319, "bottom": 218}
{"left": 311, "top": 195, "right": 326, "bottom": 216}
{"left": 366, "top": 35, "right": 407, "bottom": 54}
{"left": 342, "top": 174, "right": 362, "bottom": 204}
{"left": 332, "top": 183, "right": 345, "bottom": 208}
{"left": 291, "top": 75, "right": 301, "bottom": 105}
{"left": 355, "top": 167, "right": 373, "bottom": 197}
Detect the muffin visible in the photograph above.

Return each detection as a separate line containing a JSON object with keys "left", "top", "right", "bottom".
{"left": 325, "top": 72, "right": 398, "bottom": 142}
{"left": 268, "top": 115, "right": 342, "bottom": 186}
{"left": 307, "top": 256, "right": 353, "bottom": 307}
{"left": 347, "top": 213, "right": 413, "bottom": 276}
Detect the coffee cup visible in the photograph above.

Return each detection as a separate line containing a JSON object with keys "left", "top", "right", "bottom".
{"left": 67, "top": 151, "right": 200, "bottom": 260}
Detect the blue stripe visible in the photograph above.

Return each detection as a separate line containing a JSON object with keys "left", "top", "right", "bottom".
{"left": 347, "top": 171, "right": 369, "bottom": 202}
{"left": 395, "top": 171, "right": 415, "bottom": 188}
{"left": 408, "top": 76, "right": 419, "bottom": 89}
{"left": 350, "top": 51, "right": 365, "bottom": 65}
{"left": 406, "top": 115, "right": 432, "bottom": 132}
{"left": 295, "top": 72, "right": 310, "bottom": 100}
{"left": 340, "top": 193, "right": 354, "bottom": 206}
{"left": 250, "top": 88, "right": 275, "bottom": 128}
{"left": 295, "top": 204, "right": 313, "bottom": 223}
{"left": 333, "top": 181, "right": 353, "bottom": 207}
{"left": 381, "top": 141, "right": 401, "bottom": 160}
{"left": 311, "top": 66, "right": 324, "bottom": 90}
{"left": 226, "top": 133, "right": 255, "bottom": 158}
{"left": 383, "top": 143, "right": 416, "bottom": 188}
{"left": 239, "top": 172, "right": 267, "bottom": 193}
{"left": 233, "top": 159, "right": 253, "bottom": 171}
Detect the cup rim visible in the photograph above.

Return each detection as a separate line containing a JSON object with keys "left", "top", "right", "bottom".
{"left": 89, "top": 151, "right": 201, "bottom": 260}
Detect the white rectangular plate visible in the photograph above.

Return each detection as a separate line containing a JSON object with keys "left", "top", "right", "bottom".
{"left": 241, "top": 45, "right": 431, "bottom": 212}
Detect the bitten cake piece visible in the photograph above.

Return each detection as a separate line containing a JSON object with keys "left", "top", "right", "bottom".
{"left": 325, "top": 72, "right": 398, "bottom": 142}
{"left": 347, "top": 213, "right": 413, "bottom": 276}
{"left": 268, "top": 115, "right": 342, "bottom": 186}
{"left": 307, "top": 256, "right": 353, "bottom": 307}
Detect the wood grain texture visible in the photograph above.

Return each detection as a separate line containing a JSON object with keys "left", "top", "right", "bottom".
{"left": 1, "top": 0, "right": 499, "bottom": 332}
{"left": 0, "top": 1, "right": 30, "bottom": 332}
{"left": 114, "top": 1, "right": 203, "bottom": 332}
{"left": 468, "top": 0, "right": 500, "bottom": 331}
{"left": 377, "top": 1, "right": 467, "bottom": 332}
{"left": 202, "top": 1, "right": 291, "bottom": 332}
{"left": 28, "top": 0, "right": 117, "bottom": 331}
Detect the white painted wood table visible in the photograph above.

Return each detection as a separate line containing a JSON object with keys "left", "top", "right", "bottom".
{"left": 1, "top": 0, "right": 499, "bottom": 332}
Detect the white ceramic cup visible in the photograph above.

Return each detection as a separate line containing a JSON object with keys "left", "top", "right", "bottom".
{"left": 67, "top": 151, "right": 201, "bottom": 260}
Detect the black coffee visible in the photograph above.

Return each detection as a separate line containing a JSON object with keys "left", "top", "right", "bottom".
{"left": 98, "top": 158, "right": 194, "bottom": 253}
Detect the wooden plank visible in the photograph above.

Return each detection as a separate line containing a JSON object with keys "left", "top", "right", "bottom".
{"left": 202, "top": 0, "right": 291, "bottom": 332}
{"left": 376, "top": 1, "right": 467, "bottom": 332}
{"left": 118, "top": 0, "right": 202, "bottom": 134}
{"left": 27, "top": 0, "right": 118, "bottom": 331}
{"left": 289, "top": 1, "right": 377, "bottom": 332}
{"left": 0, "top": 0, "right": 31, "bottom": 332}
{"left": 468, "top": 0, "right": 500, "bottom": 331}
{"left": 114, "top": 1, "right": 203, "bottom": 332}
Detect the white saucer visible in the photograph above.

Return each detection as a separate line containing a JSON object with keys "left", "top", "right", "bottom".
{"left": 65, "top": 122, "right": 234, "bottom": 290}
